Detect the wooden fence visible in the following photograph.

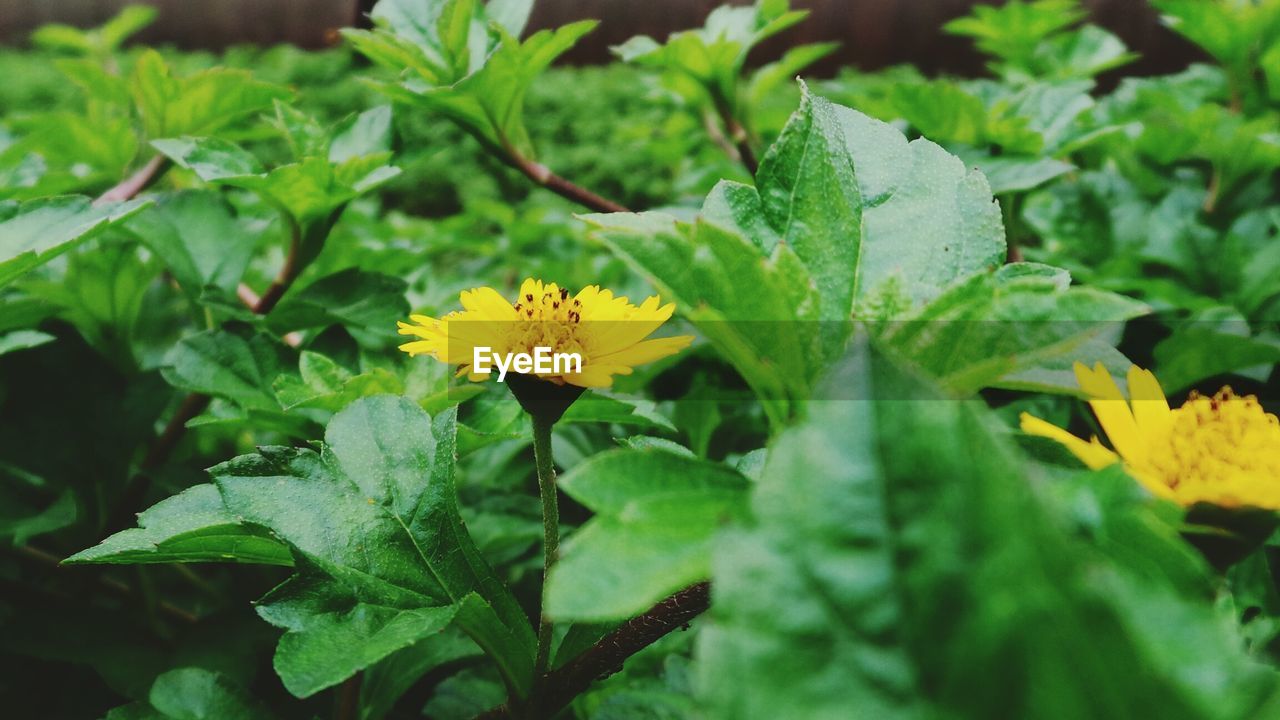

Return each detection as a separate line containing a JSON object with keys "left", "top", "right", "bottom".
{"left": 0, "top": 0, "right": 1193, "bottom": 77}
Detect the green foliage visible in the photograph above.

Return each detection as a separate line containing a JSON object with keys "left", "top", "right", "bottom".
{"left": 945, "top": 0, "right": 1135, "bottom": 81}
{"left": 547, "top": 448, "right": 749, "bottom": 620}
{"left": 6, "top": 0, "right": 1280, "bottom": 718}
{"left": 587, "top": 86, "right": 1008, "bottom": 424}
{"left": 699, "top": 342, "right": 1278, "bottom": 719}
{"left": 346, "top": 0, "right": 596, "bottom": 160}
{"left": 0, "top": 196, "right": 149, "bottom": 288}
{"left": 32, "top": 5, "right": 157, "bottom": 58}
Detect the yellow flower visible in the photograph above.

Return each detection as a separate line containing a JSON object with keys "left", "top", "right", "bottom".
{"left": 398, "top": 278, "right": 693, "bottom": 388}
{"left": 1021, "top": 363, "right": 1280, "bottom": 510}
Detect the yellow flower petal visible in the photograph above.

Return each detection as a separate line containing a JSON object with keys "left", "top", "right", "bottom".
{"left": 1074, "top": 362, "right": 1146, "bottom": 465}
{"left": 1020, "top": 412, "right": 1119, "bottom": 470}
{"left": 1126, "top": 365, "right": 1171, "bottom": 438}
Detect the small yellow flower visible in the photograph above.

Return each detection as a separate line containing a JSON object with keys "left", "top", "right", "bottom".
{"left": 398, "top": 278, "right": 693, "bottom": 388}
{"left": 1022, "top": 363, "right": 1280, "bottom": 510}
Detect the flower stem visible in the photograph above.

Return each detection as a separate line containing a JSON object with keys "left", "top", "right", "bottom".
{"left": 531, "top": 412, "right": 560, "bottom": 678}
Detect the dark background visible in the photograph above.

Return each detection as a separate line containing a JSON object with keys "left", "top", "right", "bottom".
{"left": 0, "top": 0, "right": 1197, "bottom": 77}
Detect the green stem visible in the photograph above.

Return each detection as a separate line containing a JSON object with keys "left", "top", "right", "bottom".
{"left": 532, "top": 413, "right": 559, "bottom": 679}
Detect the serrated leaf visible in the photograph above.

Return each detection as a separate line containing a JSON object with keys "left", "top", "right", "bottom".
{"left": 699, "top": 341, "right": 1278, "bottom": 719}
{"left": 348, "top": 1, "right": 596, "bottom": 160}
{"left": 206, "top": 398, "right": 536, "bottom": 697}
{"left": 130, "top": 50, "right": 291, "bottom": 140}
{"left": 126, "top": 191, "right": 259, "bottom": 300}
{"left": 879, "top": 263, "right": 1148, "bottom": 395}
{"left": 152, "top": 137, "right": 264, "bottom": 180}
{"left": 547, "top": 449, "right": 749, "bottom": 620}
{"left": 0, "top": 196, "right": 149, "bottom": 289}
{"left": 587, "top": 88, "right": 1004, "bottom": 420}
{"left": 273, "top": 351, "right": 406, "bottom": 413}
{"left": 161, "top": 329, "right": 290, "bottom": 411}
{"left": 266, "top": 268, "right": 409, "bottom": 348}
{"left": 66, "top": 484, "right": 292, "bottom": 566}
{"left": 155, "top": 137, "right": 401, "bottom": 225}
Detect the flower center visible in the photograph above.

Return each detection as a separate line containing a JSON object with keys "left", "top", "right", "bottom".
{"left": 1143, "top": 389, "right": 1280, "bottom": 499}
{"left": 508, "top": 287, "right": 586, "bottom": 358}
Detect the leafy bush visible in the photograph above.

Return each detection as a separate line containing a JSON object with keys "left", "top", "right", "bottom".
{"left": 2, "top": 0, "right": 1280, "bottom": 718}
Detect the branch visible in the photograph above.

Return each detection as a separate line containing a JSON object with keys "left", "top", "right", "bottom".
{"left": 94, "top": 156, "right": 170, "bottom": 205}
{"left": 711, "top": 94, "right": 758, "bottom": 176}
{"left": 474, "top": 582, "right": 711, "bottom": 719}
{"left": 502, "top": 150, "right": 629, "bottom": 214}
{"left": 332, "top": 674, "right": 362, "bottom": 720}
{"left": 250, "top": 219, "right": 303, "bottom": 315}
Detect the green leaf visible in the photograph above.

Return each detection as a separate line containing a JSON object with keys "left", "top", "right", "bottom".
{"left": 888, "top": 79, "right": 1043, "bottom": 153}
{"left": 0, "top": 461, "right": 76, "bottom": 545}
{"left": 879, "top": 263, "right": 1149, "bottom": 395}
{"left": 66, "top": 484, "right": 292, "bottom": 566}
{"left": 4, "top": 112, "right": 138, "bottom": 195}
{"left": 130, "top": 49, "right": 291, "bottom": 140}
{"left": 558, "top": 392, "right": 676, "bottom": 431}
{"left": 359, "top": 629, "right": 481, "bottom": 720}
{"left": 347, "top": 1, "right": 596, "bottom": 159}
{"left": 273, "top": 351, "right": 405, "bottom": 413}
{"left": 547, "top": 449, "right": 749, "bottom": 620}
{"left": 126, "top": 191, "right": 260, "bottom": 300}
{"left": 583, "top": 210, "right": 821, "bottom": 426}
{"left": 256, "top": 557, "right": 462, "bottom": 698}
{"left": 154, "top": 137, "right": 401, "bottom": 225}
{"left": 944, "top": 0, "right": 1086, "bottom": 75}
{"left": 614, "top": 0, "right": 811, "bottom": 109}
{"left": 1153, "top": 0, "right": 1280, "bottom": 84}
{"left": 0, "top": 196, "right": 149, "bottom": 289}
{"left": 0, "top": 329, "right": 55, "bottom": 357}
{"left": 208, "top": 398, "right": 536, "bottom": 697}
{"left": 161, "top": 329, "right": 290, "bottom": 412}
{"left": 148, "top": 668, "right": 277, "bottom": 720}
{"left": 33, "top": 5, "right": 157, "bottom": 55}
{"left": 1154, "top": 324, "right": 1280, "bottom": 394}
{"left": 266, "top": 268, "right": 409, "bottom": 348}
{"left": 699, "top": 341, "right": 1279, "bottom": 719}
{"left": 150, "top": 137, "right": 264, "bottom": 181}
{"left": 329, "top": 105, "right": 395, "bottom": 163}
{"left": 587, "top": 87, "right": 1004, "bottom": 420}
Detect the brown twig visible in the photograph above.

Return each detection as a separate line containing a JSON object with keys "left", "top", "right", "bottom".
{"left": 333, "top": 674, "right": 362, "bottom": 720}
{"left": 1203, "top": 166, "right": 1222, "bottom": 214}
{"left": 94, "top": 156, "right": 170, "bottom": 205}
{"left": 250, "top": 222, "right": 303, "bottom": 315}
{"left": 474, "top": 582, "right": 711, "bottom": 719}
{"left": 502, "top": 149, "right": 629, "bottom": 214}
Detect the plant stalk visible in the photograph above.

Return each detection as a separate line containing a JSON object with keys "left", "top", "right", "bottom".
{"left": 502, "top": 148, "right": 629, "bottom": 214}
{"left": 474, "top": 582, "right": 712, "bottom": 720}
{"left": 95, "top": 155, "right": 170, "bottom": 205}
{"left": 711, "top": 92, "right": 758, "bottom": 176}
{"left": 531, "top": 412, "right": 560, "bottom": 679}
